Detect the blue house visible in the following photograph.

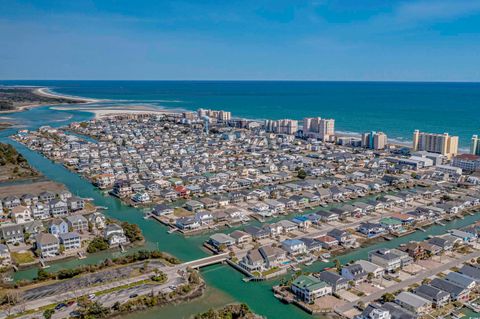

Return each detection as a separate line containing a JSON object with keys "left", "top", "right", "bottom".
{"left": 48, "top": 218, "right": 68, "bottom": 235}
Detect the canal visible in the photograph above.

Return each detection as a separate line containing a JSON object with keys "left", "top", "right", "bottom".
{"left": 1, "top": 105, "right": 479, "bottom": 318}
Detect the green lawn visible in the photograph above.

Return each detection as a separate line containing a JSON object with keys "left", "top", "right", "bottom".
{"left": 11, "top": 251, "right": 35, "bottom": 264}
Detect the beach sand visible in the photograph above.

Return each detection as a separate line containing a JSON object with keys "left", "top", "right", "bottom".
{"left": 50, "top": 105, "right": 178, "bottom": 118}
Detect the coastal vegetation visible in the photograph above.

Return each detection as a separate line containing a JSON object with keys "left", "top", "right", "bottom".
{"left": 86, "top": 237, "right": 109, "bottom": 253}
{"left": 121, "top": 221, "right": 144, "bottom": 242}
{"left": 0, "top": 87, "right": 82, "bottom": 111}
{"left": 27, "top": 250, "right": 180, "bottom": 284}
{"left": 0, "top": 142, "right": 39, "bottom": 182}
{"left": 110, "top": 268, "right": 204, "bottom": 315}
{"left": 194, "top": 304, "right": 262, "bottom": 319}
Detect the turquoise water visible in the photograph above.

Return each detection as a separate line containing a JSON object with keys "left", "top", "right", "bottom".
{"left": 2, "top": 80, "right": 480, "bottom": 148}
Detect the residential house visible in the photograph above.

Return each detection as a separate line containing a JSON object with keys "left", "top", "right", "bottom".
{"left": 0, "top": 224, "right": 24, "bottom": 244}
{"left": 282, "top": 239, "right": 307, "bottom": 255}
{"left": 368, "top": 249, "right": 402, "bottom": 272}
{"left": 395, "top": 291, "right": 431, "bottom": 314}
{"left": 291, "top": 275, "right": 332, "bottom": 303}
{"left": 103, "top": 224, "right": 128, "bottom": 246}
{"left": 48, "top": 219, "right": 68, "bottom": 236}
{"left": 341, "top": 264, "right": 368, "bottom": 284}
{"left": 317, "top": 271, "right": 349, "bottom": 292}
{"left": 430, "top": 278, "right": 470, "bottom": 302}
{"left": 10, "top": 205, "right": 33, "bottom": 224}
{"left": 414, "top": 284, "right": 450, "bottom": 308}
{"left": 209, "top": 233, "right": 235, "bottom": 250}
{"left": 66, "top": 215, "right": 89, "bottom": 232}
{"left": 59, "top": 232, "right": 81, "bottom": 250}
{"left": 35, "top": 233, "right": 60, "bottom": 257}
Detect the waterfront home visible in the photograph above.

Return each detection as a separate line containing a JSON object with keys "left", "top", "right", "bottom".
{"left": 449, "top": 229, "right": 476, "bottom": 243}
{"left": 263, "top": 222, "right": 284, "bottom": 237}
{"left": 111, "top": 180, "right": 132, "bottom": 198}
{"left": 244, "top": 226, "right": 269, "bottom": 240}
{"left": 259, "top": 245, "right": 287, "bottom": 268}
{"left": 175, "top": 217, "right": 200, "bottom": 230}
{"left": 35, "top": 233, "right": 60, "bottom": 258}
{"left": 49, "top": 199, "right": 68, "bottom": 217}
{"left": 414, "top": 284, "right": 450, "bottom": 308}
{"left": 379, "top": 217, "right": 404, "bottom": 233}
{"left": 3, "top": 196, "right": 21, "bottom": 209}
{"left": 317, "top": 271, "right": 349, "bottom": 292}
{"left": 103, "top": 224, "right": 128, "bottom": 246}
{"left": 316, "top": 235, "right": 339, "bottom": 249}
{"left": 59, "top": 232, "right": 81, "bottom": 250}
{"left": 0, "top": 244, "right": 11, "bottom": 266}
{"left": 401, "top": 242, "right": 429, "bottom": 260}
{"left": 445, "top": 272, "right": 476, "bottom": 290}
{"left": 300, "top": 238, "right": 322, "bottom": 252}
{"left": 132, "top": 192, "right": 151, "bottom": 203}
{"left": 152, "top": 204, "right": 174, "bottom": 216}
{"left": 10, "top": 205, "right": 33, "bottom": 224}
{"left": 66, "top": 215, "right": 89, "bottom": 232}
{"left": 229, "top": 230, "right": 252, "bottom": 245}
{"left": 195, "top": 211, "right": 214, "bottom": 225}
{"left": 430, "top": 278, "right": 470, "bottom": 302}
{"left": 251, "top": 202, "right": 272, "bottom": 217}
{"left": 66, "top": 196, "right": 85, "bottom": 212}
{"left": 240, "top": 249, "right": 265, "bottom": 272}
{"left": 87, "top": 212, "right": 106, "bottom": 229}
{"left": 48, "top": 219, "right": 68, "bottom": 236}
{"left": 327, "top": 228, "right": 356, "bottom": 246}
{"left": 209, "top": 233, "right": 235, "bottom": 250}
{"left": 39, "top": 191, "right": 56, "bottom": 202}
{"left": 395, "top": 291, "right": 431, "bottom": 314}
{"left": 291, "top": 275, "right": 332, "bottom": 303}
{"left": 277, "top": 220, "right": 298, "bottom": 233}
{"left": 315, "top": 210, "right": 339, "bottom": 222}
{"left": 357, "top": 222, "right": 386, "bottom": 238}
{"left": 282, "top": 239, "right": 307, "bottom": 255}
{"left": 341, "top": 264, "right": 368, "bottom": 284}
{"left": 0, "top": 224, "right": 24, "bottom": 244}
{"left": 20, "top": 194, "right": 38, "bottom": 206}
{"left": 291, "top": 216, "right": 312, "bottom": 229}
{"left": 428, "top": 236, "right": 454, "bottom": 251}
{"left": 390, "top": 213, "right": 416, "bottom": 225}
{"left": 368, "top": 249, "right": 402, "bottom": 272}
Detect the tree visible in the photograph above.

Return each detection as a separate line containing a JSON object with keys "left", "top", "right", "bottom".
{"left": 43, "top": 308, "right": 55, "bottom": 319}
{"left": 381, "top": 293, "right": 395, "bottom": 303}
{"left": 297, "top": 169, "right": 307, "bottom": 179}
{"left": 333, "top": 258, "right": 341, "bottom": 272}
{"left": 367, "top": 272, "right": 374, "bottom": 281}
{"left": 121, "top": 222, "right": 143, "bottom": 242}
{"left": 87, "top": 237, "right": 109, "bottom": 253}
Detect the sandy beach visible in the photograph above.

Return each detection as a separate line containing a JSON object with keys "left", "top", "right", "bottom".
{"left": 0, "top": 86, "right": 100, "bottom": 114}
{"left": 35, "top": 87, "right": 100, "bottom": 103}
{"left": 50, "top": 105, "right": 178, "bottom": 118}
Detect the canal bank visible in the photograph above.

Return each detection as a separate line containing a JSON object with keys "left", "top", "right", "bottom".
{"left": 2, "top": 106, "right": 479, "bottom": 318}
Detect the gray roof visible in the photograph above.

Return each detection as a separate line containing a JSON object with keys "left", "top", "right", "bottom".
{"left": 414, "top": 284, "right": 449, "bottom": 301}
{"left": 445, "top": 271, "right": 476, "bottom": 288}
{"left": 396, "top": 291, "right": 431, "bottom": 308}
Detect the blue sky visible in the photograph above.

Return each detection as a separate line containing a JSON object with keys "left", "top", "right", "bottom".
{"left": 1, "top": 0, "right": 480, "bottom": 81}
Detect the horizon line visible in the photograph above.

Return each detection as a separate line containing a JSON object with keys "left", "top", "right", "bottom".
{"left": 1, "top": 79, "right": 480, "bottom": 84}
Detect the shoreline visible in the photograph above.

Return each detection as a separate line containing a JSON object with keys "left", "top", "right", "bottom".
{"left": 50, "top": 105, "right": 178, "bottom": 119}
{"left": 0, "top": 86, "right": 101, "bottom": 115}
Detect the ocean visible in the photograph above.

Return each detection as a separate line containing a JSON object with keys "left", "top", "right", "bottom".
{"left": 2, "top": 80, "right": 480, "bottom": 149}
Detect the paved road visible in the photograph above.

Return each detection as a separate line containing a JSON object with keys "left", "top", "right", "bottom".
{"left": 335, "top": 249, "right": 480, "bottom": 314}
